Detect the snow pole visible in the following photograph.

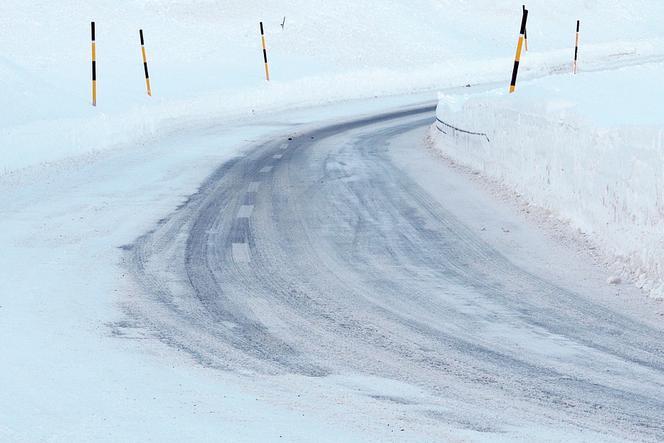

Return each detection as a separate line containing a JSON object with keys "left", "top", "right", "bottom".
{"left": 509, "top": 8, "right": 528, "bottom": 94}
{"left": 91, "top": 21, "right": 97, "bottom": 106}
{"left": 139, "top": 29, "right": 152, "bottom": 96}
{"left": 573, "top": 20, "right": 580, "bottom": 74}
{"left": 260, "top": 22, "right": 270, "bottom": 81}
{"left": 522, "top": 5, "right": 528, "bottom": 51}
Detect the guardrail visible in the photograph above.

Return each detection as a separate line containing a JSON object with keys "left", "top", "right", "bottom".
{"left": 435, "top": 117, "right": 490, "bottom": 142}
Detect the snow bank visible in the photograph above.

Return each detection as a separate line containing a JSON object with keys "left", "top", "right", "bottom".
{"left": 3, "top": 0, "right": 664, "bottom": 177}
{"left": 430, "top": 64, "right": 664, "bottom": 298}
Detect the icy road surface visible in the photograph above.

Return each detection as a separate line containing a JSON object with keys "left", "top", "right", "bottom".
{"left": 126, "top": 104, "right": 664, "bottom": 441}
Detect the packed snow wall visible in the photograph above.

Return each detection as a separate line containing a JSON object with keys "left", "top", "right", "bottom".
{"left": 430, "top": 82, "right": 664, "bottom": 299}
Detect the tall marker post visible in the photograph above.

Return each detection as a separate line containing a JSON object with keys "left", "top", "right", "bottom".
{"left": 509, "top": 8, "right": 528, "bottom": 93}
{"left": 522, "top": 5, "right": 528, "bottom": 51}
{"left": 91, "top": 21, "right": 97, "bottom": 106}
{"left": 139, "top": 29, "right": 152, "bottom": 96}
{"left": 260, "top": 22, "right": 270, "bottom": 81}
{"left": 573, "top": 20, "right": 580, "bottom": 74}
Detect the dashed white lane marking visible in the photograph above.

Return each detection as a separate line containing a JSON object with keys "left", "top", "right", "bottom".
{"left": 237, "top": 205, "right": 254, "bottom": 218}
{"left": 273, "top": 154, "right": 283, "bottom": 159}
{"left": 232, "top": 243, "right": 251, "bottom": 263}
{"left": 260, "top": 166, "right": 273, "bottom": 173}
{"left": 280, "top": 143, "right": 288, "bottom": 150}
{"left": 248, "top": 181, "right": 261, "bottom": 192}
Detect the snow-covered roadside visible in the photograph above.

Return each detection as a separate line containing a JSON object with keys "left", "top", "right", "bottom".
{"left": 0, "top": 95, "right": 457, "bottom": 442}
{"left": 4, "top": 0, "right": 664, "bottom": 177}
{"left": 6, "top": 39, "right": 664, "bottom": 176}
{"left": 429, "top": 63, "right": 664, "bottom": 299}
{"left": 3, "top": 1, "right": 664, "bottom": 439}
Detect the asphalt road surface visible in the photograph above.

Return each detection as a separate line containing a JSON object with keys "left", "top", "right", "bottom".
{"left": 126, "top": 104, "right": 664, "bottom": 441}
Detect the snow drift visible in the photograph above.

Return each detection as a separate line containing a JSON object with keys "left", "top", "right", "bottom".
{"left": 430, "top": 64, "right": 664, "bottom": 298}
{"left": 3, "top": 0, "right": 664, "bottom": 177}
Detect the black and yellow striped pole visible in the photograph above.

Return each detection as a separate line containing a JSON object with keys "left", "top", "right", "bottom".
{"left": 259, "top": 22, "right": 270, "bottom": 81}
{"left": 522, "top": 5, "right": 528, "bottom": 51}
{"left": 573, "top": 20, "right": 580, "bottom": 74}
{"left": 509, "top": 8, "right": 528, "bottom": 94}
{"left": 91, "top": 21, "right": 97, "bottom": 106}
{"left": 139, "top": 29, "right": 152, "bottom": 96}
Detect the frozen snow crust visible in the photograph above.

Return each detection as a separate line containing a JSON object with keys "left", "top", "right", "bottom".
{"left": 431, "top": 64, "right": 664, "bottom": 298}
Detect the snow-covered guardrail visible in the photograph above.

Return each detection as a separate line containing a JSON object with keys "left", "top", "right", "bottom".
{"left": 435, "top": 117, "right": 491, "bottom": 142}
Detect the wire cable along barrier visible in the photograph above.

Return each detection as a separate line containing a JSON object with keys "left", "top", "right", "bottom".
{"left": 435, "top": 117, "right": 491, "bottom": 142}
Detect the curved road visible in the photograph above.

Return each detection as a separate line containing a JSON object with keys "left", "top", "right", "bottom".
{"left": 127, "top": 105, "right": 664, "bottom": 441}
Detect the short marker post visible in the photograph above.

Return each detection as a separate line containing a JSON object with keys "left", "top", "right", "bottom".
{"left": 573, "top": 20, "right": 580, "bottom": 74}
{"left": 91, "top": 21, "right": 97, "bottom": 106}
{"left": 509, "top": 8, "right": 528, "bottom": 94}
{"left": 139, "top": 29, "right": 152, "bottom": 96}
{"left": 522, "top": 5, "right": 528, "bottom": 51}
{"left": 260, "top": 22, "right": 270, "bottom": 81}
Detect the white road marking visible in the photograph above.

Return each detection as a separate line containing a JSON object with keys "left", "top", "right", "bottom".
{"left": 237, "top": 205, "right": 254, "bottom": 218}
{"left": 273, "top": 154, "right": 283, "bottom": 159}
{"left": 280, "top": 143, "right": 288, "bottom": 150}
{"left": 260, "top": 166, "right": 273, "bottom": 173}
{"left": 248, "top": 181, "right": 261, "bottom": 192}
{"left": 232, "top": 243, "right": 251, "bottom": 263}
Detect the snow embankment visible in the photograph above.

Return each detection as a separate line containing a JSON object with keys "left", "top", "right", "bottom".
{"left": 3, "top": 0, "right": 664, "bottom": 177}
{"left": 429, "top": 63, "right": 664, "bottom": 298}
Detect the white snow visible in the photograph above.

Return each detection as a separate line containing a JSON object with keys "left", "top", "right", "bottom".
{"left": 3, "top": 0, "right": 664, "bottom": 176}
{"left": 608, "top": 276, "right": 622, "bottom": 285}
{"left": 430, "top": 62, "right": 664, "bottom": 299}
{"left": 0, "top": 98, "right": 442, "bottom": 442}
{"left": 3, "top": 0, "right": 664, "bottom": 441}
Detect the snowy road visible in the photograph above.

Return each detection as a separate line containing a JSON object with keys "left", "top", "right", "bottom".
{"left": 124, "top": 104, "right": 664, "bottom": 441}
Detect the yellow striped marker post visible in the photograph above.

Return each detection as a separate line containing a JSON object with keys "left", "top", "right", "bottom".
{"left": 522, "top": 5, "right": 528, "bottom": 51}
{"left": 260, "top": 22, "right": 270, "bottom": 81}
{"left": 509, "top": 8, "right": 528, "bottom": 94}
{"left": 573, "top": 20, "right": 580, "bottom": 74}
{"left": 91, "top": 21, "right": 97, "bottom": 106}
{"left": 139, "top": 29, "right": 152, "bottom": 96}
